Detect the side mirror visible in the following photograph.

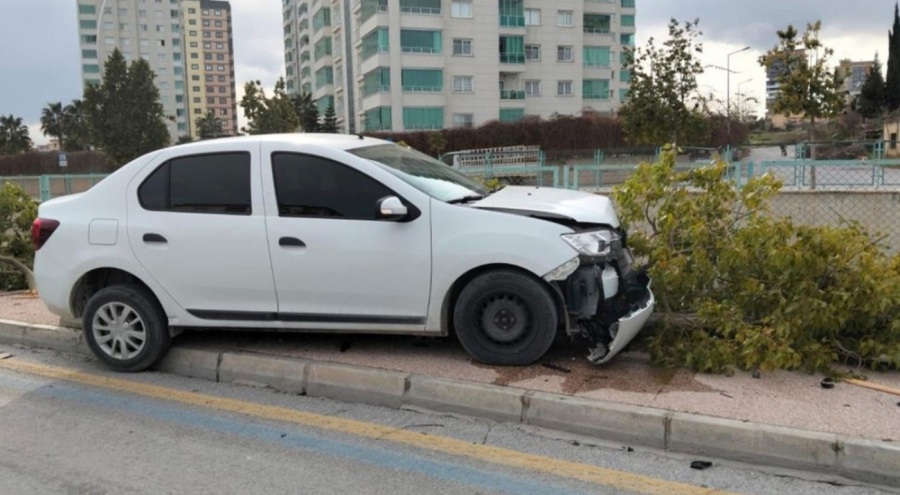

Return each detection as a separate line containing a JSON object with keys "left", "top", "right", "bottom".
{"left": 376, "top": 196, "right": 408, "bottom": 221}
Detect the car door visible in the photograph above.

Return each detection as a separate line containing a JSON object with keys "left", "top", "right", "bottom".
{"left": 260, "top": 144, "right": 431, "bottom": 325}
{"left": 126, "top": 147, "right": 279, "bottom": 317}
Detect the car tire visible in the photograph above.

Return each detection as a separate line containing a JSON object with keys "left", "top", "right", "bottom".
{"left": 82, "top": 284, "right": 170, "bottom": 372}
{"left": 453, "top": 270, "right": 558, "bottom": 366}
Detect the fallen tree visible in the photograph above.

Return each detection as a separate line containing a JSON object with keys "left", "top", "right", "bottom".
{"left": 613, "top": 145, "right": 900, "bottom": 373}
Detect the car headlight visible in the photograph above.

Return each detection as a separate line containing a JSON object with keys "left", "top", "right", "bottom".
{"left": 561, "top": 229, "right": 622, "bottom": 259}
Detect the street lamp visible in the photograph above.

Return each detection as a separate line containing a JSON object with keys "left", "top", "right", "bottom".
{"left": 726, "top": 46, "right": 751, "bottom": 146}
{"left": 97, "top": 0, "right": 111, "bottom": 75}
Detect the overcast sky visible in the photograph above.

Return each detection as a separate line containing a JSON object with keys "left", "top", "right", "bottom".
{"left": 0, "top": 0, "right": 892, "bottom": 145}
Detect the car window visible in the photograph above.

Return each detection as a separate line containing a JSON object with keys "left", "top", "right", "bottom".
{"left": 138, "top": 152, "right": 251, "bottom": 215}
{"left": 272, "top": 153, "right": 395, "bottom": 220}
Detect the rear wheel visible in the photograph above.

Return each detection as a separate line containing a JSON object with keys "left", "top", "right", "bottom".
{"left": 82, "top": 285, "right": 170, "bottom": 372}
{"left": 453, "top": 270, "right": 557, "bottom": 365}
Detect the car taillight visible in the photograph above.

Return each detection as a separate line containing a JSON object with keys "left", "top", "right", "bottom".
{"left": 32, "top": 218, "right": 60, "bottom": 251}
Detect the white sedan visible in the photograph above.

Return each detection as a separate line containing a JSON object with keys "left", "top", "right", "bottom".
{"left": 32, "top": 134, "right": 654, "bottom": 371}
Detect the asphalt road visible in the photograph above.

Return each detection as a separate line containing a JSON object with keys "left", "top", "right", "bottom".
{"left": 0, "top": 345, "right": 892, "bottom": 495}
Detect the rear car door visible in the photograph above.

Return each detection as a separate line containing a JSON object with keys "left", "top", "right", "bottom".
{"left": 126, "top": 147, "right": 279, "bottom": 317}
{"left": 261, "top": 145, "right": 431, "bottom": 325}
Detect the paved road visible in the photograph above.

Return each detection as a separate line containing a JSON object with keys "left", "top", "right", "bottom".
{"left": 0, "top": 346, "right": 891, "bottom": 495}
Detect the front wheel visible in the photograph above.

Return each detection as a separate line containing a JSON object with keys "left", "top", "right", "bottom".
{"left": 453, "top": 270, "right": 558, "bottom": 366}
{"left": 82, "top": 285, "right": 170, "bottom": 372}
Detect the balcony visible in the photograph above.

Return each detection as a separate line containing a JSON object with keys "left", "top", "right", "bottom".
{"left": 584, "top": 14, "right": 612, "bottom": 35}
{"left": 498, "top": 0, "right": 524, "bottom": 27}
{"left": 500, "top": 89, "right": 525, "bottom": 100}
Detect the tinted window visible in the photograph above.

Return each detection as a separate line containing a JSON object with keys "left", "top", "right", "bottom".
{"left": 272, "top": 153, "right": 394, "bottom": 220}
{"left": 138, "top": 152, "right": 251, "bottom": 215}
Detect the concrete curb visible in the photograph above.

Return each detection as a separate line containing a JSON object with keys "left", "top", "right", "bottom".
{"left": 0, "top": 321, "right": 897, "bottom": 488}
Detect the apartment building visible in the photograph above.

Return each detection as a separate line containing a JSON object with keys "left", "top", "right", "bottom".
{"left": 76, "top": 0, "right": 238, "bottom": 142}
{"left": 838, "top": 59, "right": 875, "bottom": 100}
{"left": 283, "top": 0, "right": 636, "bottom": 133}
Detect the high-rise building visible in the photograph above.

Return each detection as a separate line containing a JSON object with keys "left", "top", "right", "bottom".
{"left": 76, "top": 0, "right": 238, "bottom": 142}
{"left": 283, "top": 0, "right": 636, "bottom": 133}
{"left": 765, "top": 49, "right": 807, "bottom": 128}
{"left": 838, "top": 59, "right": 875, "bottom": 100}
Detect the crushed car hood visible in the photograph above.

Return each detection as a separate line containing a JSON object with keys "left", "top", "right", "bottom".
{"left": 471, "top": 186, "right": 619, "bottom": 227}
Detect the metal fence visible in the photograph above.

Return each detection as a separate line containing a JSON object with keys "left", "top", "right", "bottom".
{"left": 5, "top": 143, "right": 899, "bottom": 252}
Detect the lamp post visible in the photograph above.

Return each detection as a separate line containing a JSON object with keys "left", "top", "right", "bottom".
{"left": 726, "top": 46, "right": 751, "bottom": 146}
{"left": 96, "top": 0, "right": 111, "bottom": 75}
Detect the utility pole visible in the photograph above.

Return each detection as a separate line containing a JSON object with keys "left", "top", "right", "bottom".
{"left": 727, "top": 46, "right": 751, "bottom": 146}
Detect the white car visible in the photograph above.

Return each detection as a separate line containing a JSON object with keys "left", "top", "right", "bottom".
{"left": 32, "top": 134, "right": 654, "bottom": 371}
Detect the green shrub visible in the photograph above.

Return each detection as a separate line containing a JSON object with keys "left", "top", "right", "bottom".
{"left": 0, "top": 183, "right": 37, "bottom": 290}
{"left": 614, "top": 145, "right": 900, "bottom": 373}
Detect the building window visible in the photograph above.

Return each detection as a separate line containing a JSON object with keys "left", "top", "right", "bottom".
{"left": 205, "top": 64, "right": 212, "bottom": 70}
{"left": 220, "top": 109, "right": 228, "bottom": 116}
{"left": 361, "top": 28, "right": 390, "bottom": 60}
{"left": 524, "top": 9, "right": 540, "bottom": 26}
{"left": 138, "top": 9, "right": 147, "bottom": 17}
{"left": 453, "top": 113, "right": 474, "bottom": 128}
{"left": 402, "top": 107, "right": 444, "bottom": 130}
{"left": 215, "top": 20, "right": 223, "bottom": 27}
{"left": 452, "top": 38, "right": 472, "bottom": 56}
{"left": 525, "top": 80, "right": 541, "bottom": 96}
{"left": 188, "top": 7, "right": 196, "bottom": 13}
{"left": 557, "top": 10, "right": 574, "bottom": 27}
{"left": 205, "top": 75, "right": 214, "bottom": 82}
{"left": 216, "top": 42, "right": 224, "bottom": 49}
{"left": 193, "top": 108, "right": 202, "bottom": 115}
{"left": 215, "top": 9, "right": 221, "bottom": 16}
{"left": 499, "top": 108, "right": 524, "bottom": 122}
{"left": 219, "top": 97, "right": 227, "bottom": 104}
{"left": 219, "top": 86, "right": 227, "bottom": 93}
{"left": 82, "top": 64, "right": 101, "bottom": 74}
{"left": 557, "top": 45, "right": 573, "bottom": 62}
{"left": 450, "top": 0, "right": 472, "bottom": 18}
{"left": 583, "top": 46, "right": 611, "bottom": 68}
{"left": 82, "top": 49, "right": 98, "bottom": 59}
{"left": 583, "top": 79, "right": 610, "bottom": 100}
{"left": 621, "top": 15, "right": 635, "bottom": 27}
{"left": 525, "top": 44, "right": 540, "bottom": 61}
{"left": 78, "top": 4, "right": 96, "bottom": 15}
{"left": 400, "top": 29, "right": 441, "bottom": 54}
{"left": 402, "top": 69, "right": 443, "bottom": 92}
{"left": 557, "top": 80, "right": 572, "bottom": 96}
{"left": 452, "top": 75, "right": 473, "bottom": 93}
{"left": 79, "top": 20, "right": 97, "bottom": 30}
{"left": 157, "top": 53, "right": 166, "bottom": 61}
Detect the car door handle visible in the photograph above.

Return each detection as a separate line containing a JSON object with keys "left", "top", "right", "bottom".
{"left": 143, "top": 233, "right": 168, "bottom": 244}
{"left": 279, "top": 237, "right": 306, "bottom": 248}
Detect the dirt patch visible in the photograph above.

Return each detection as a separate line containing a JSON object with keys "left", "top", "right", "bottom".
{"left": 478, "top": 342, "right": 718, "bottom": 395}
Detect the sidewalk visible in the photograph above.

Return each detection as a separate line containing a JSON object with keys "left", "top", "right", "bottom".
{"left": 2, "top": 291, "right": 897, "bottom": 442}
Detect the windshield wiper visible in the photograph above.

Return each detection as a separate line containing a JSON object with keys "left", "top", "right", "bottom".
{"left": 446, "top": 194, "right": 486, "bottom": 205}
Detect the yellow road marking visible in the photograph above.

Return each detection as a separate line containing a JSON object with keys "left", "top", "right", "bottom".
{"left": 0, "top": 358, "right": 740, "bottom": 495}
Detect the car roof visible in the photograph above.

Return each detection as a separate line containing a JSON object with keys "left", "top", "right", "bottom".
{"left": 169, "top": 133, "right": 392, "bottom": 153}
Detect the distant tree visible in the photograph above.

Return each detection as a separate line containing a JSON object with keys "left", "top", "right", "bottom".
{"left": 40, "top": 102, "right": 66, "bottom": 150}
{"left": 175, "top": 135, "right": 193, "bottom": 145}
{"left": 320, "top": 104, "right": 338, "bottom": 133}
{"left": 858, "top": 54, "right": 886, "bottom": 119}
{"left": 83, "top": 49, "right": 169, "bottom": 166}
{"left": 618, "top": 18, "right": 709, "bottom": 145}
{"left": 62, "top": 99, "right": 91, "bottom": 150}
{"left": 759, "top": 21, "right": 845, "bottom": 145}
{"left": 290, "top": 92, "right": 319, "bottom": 132}
{"left": 886, "top": 3, "right": 900, "bottom": 111}
{"left": 196, "top": 110, "right": 225, "bottom": 139}
{"left": 240, "top": 78, "right": 299, "bottom": 134}
{"left": 0, "top": 115, "right": 32, "bottom": 154}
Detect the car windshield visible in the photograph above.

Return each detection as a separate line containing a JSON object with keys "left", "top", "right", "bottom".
{"left": 348, "top": 144, "right": 491, "bottom": 203}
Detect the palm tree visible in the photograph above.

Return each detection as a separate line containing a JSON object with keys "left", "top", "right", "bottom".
{"left": 0, "top": 115, "right": 32, "bottom": 155}
{"left": 63, "top": 99, "right": 90, "bottom": 150}
{"left": 196, "top": 110, "right": 224, "bottom": 140}
{"left": 40, "top": 101, "right": 66, "bottom": 150}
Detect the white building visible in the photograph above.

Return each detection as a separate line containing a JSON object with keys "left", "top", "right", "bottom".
{"left": 283, "top": 0, "right": 636, "bottom": 133}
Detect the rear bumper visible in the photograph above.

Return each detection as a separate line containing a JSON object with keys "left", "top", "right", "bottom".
{"left": 34, "top": 253, "right": 74, "bottom": 319}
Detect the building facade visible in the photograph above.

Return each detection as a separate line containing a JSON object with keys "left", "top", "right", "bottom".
{"left": 838, "top": 59, "right": 875, "bottom": 101}
{"left": 283, "top": 0, "right": 635, "bottom": 133}
{"left": 76, "top": 0, "right": 238, "bottom": 142}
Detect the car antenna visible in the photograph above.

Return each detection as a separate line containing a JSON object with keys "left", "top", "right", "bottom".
{"left": 356, "top": 133, "right": 364, "bottom": 140}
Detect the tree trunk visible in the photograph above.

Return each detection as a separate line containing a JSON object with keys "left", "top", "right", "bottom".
{"left": 0, "top": 256, "right": 36, "bottom": 291}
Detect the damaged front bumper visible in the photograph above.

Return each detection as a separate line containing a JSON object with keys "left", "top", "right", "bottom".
{"left": 555, "top": 247, "right": 655, "bottom": 365}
